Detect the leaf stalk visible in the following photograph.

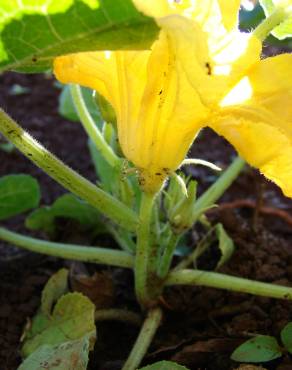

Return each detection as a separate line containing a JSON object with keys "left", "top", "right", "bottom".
{"left": 0, "top": 108, "right": 137, "bottom": 231}
{"left": 0, "top": 227, "right": 134, "bottom": 268}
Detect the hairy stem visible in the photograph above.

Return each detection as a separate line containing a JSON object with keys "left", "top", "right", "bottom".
{"left": 0, "top": 108, "right": 137, "bottom": 231}
{"left": 253, "top": 7, "right": 287, "bottom": 41}
{"left": 70, "top": 84, "right": 121, "bottom": 168}
{"left": 0, "top": 227, "right": 134, "bottom": 268}
{"left": 122, "top": 307, "right": 163, "bottom": 370}
{"left": 166, "top": 270, "right": 292, "bottom": 300}
{"left": 192, "top": 157, "right": 245, "bottom": 223}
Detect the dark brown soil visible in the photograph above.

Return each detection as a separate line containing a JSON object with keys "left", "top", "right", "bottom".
{"left": 0, "top": 72, "right": 291, "bottom": 370}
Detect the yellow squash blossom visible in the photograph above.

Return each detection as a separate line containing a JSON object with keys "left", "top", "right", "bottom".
{"left": 54, "top": 0, "right": 292, "bottom": 196}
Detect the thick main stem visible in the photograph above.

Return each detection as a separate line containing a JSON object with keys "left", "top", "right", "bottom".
{"left": 70, "top": 84, "right": 121, "bottom": 168}
{"left": 166, "top": 270, "right": 292, "bottom": 300}
{"left": 192, "top": 157, "right": 245, "bottom": 223}
{"left": 135, "top": 192, "right": 157, "bottom": 307}
{"left": 122, "top": 307, "right": 163, "bottom": 370}
{"left": 0, "top": 227, "right": 134, "bottom": 268}
{"left": 0, "top": 109, "right": 137, "bottom": 231}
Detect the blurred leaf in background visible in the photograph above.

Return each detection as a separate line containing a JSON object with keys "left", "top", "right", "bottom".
{"left": 0, "top": 174, "right": 40, "bottom": 220}
{"left": 58, "top": 85, "right": 101, "bottom": 123}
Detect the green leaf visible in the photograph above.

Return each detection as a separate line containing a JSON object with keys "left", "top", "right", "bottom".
{"left": 231, "top": 336, "right": 282, "bottom": 363}
{"left": 59, "top": 85, "right": 101, "bottom": 123}
{"left": 0, "top": 141, "right": 14, "bottom": 153}
{"left": 18, "top": 334, "right": 93, "bottom": 370}
{"left": 41, "top": 269, "right": 69, "bottom": 317}
{"left": 281, "top": 322, "right": 292, "bottom": 353}
{"left": 0, "top": 0, "right": 159, "bottom": 73}
{"left": 215, "top": 223, "right": 235, "bottom": 269}
{"left": 52, "top": 194, "right": 100, "bottom": 225}
{"left": 59, "top": 84, "right": 80, "bottom": 122}
{"left": 88, "top": 139, "right": 118, "bottom": 193}
{"left": 139, "top": 361, "right": 189, "bottom": 370}
{"left": 0, "top": 174, "right": 40, "bottom": 220}
{"left": 26, "top": 193, "right": 102, "bottom": 234}
{"left": 94, "top": 91, "right": 117, "bottom": 126}
{"left": 259, "top": 0, "right": 292, "bottom": 39}
{"left": 9, "top": 84, "right": 30, "bottom": 96}
{"left": 25, "top": 207, "right": 56, "bottom": 236}
{"left": 21, "top": 292, "right": 96, "bottom": 357}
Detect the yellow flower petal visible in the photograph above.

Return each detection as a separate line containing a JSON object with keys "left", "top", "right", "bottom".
{"left": 159, "top": 15, "right": 261, "bottom": 107}
{"left": 54, "top": 50, "right": 149, "bottom": 124}
{"left": 219, "top": 54, "right": 292, "bottom": 137}
{"left": 125, "top": 30, "right": 208, "bottom": 192}
{"left": 218, "top": 0, "right": 241, "bottom": 30}
{"left": 54, "top": 30, "right": 208, "bottom": 193}
{"left": 133, "top": 0, "right": 240, "bottom": 29}
{"left": 132, "top": 0, "right": 172, "bottom": 18}
{"left": 211, "top": 53, "right": 292, "bottom": 197}
{"left": 210, "top": 114, "right": 292, "bottom": 197}
{"left": 246, "top": 54, "right": 292, "bottom": 134}
{"left": 130, "top": 33, "right": 176, "bottom": 175}
{"left": 211, "top": 33, "right": 261, "bottom": 82}
{"left": 134, "top": 0, "right": 242, "bottom": 59}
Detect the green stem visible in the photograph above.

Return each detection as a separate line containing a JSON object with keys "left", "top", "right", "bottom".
{"left": 70, "top": 84, "right": 121, "bottom": 168}
{"left": 166, "top": 270, "right": 292, "bottom": 300}
{"left": 107, "top": 225, "right": 136, "bottom": 253}
{"left": 157, "top": 233, "right": 180, "bottom": 279}
{"left": 122, "top": 307, "right": 163, "bottom": 370}
{"left": 0, "top": 227, "right": 134, "bottom": 268}
{"left": 192, "top": 157, "right": 245, "bottom": 223}
{"left": 0, "top": 108, "right": 137, "bottom": 231}
{"left": 95, "top": 309, "right": 142, "bottom": 326}
{"left": 135, "top": 192, "right": 157, "bottom": 307}
{"left": 175, "top": 227, "right": 215, "bottom": 270}
{"left": 253, "top": 7, "right": 287, "bottom": 41}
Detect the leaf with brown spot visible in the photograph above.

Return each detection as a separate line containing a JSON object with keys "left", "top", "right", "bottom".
{"left": 70, "top": 271, "right": 114, "bottom": 309}
{"left": 21, "top": 293, "right": 96, "bottom": 358}
{"left": 18, "top": 334, "right": 93, "bottom": 370}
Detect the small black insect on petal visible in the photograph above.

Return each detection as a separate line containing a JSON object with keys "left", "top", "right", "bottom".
{"left": 205, "top": 62, "right": 212, "bottom": 76}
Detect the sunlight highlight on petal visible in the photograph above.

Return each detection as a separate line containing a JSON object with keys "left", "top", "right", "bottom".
{"left": 104, "top": 51, "right": 111, "bottom": 60}
{"left": 220, "top": 77, "right": 253, "bottom": 107}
